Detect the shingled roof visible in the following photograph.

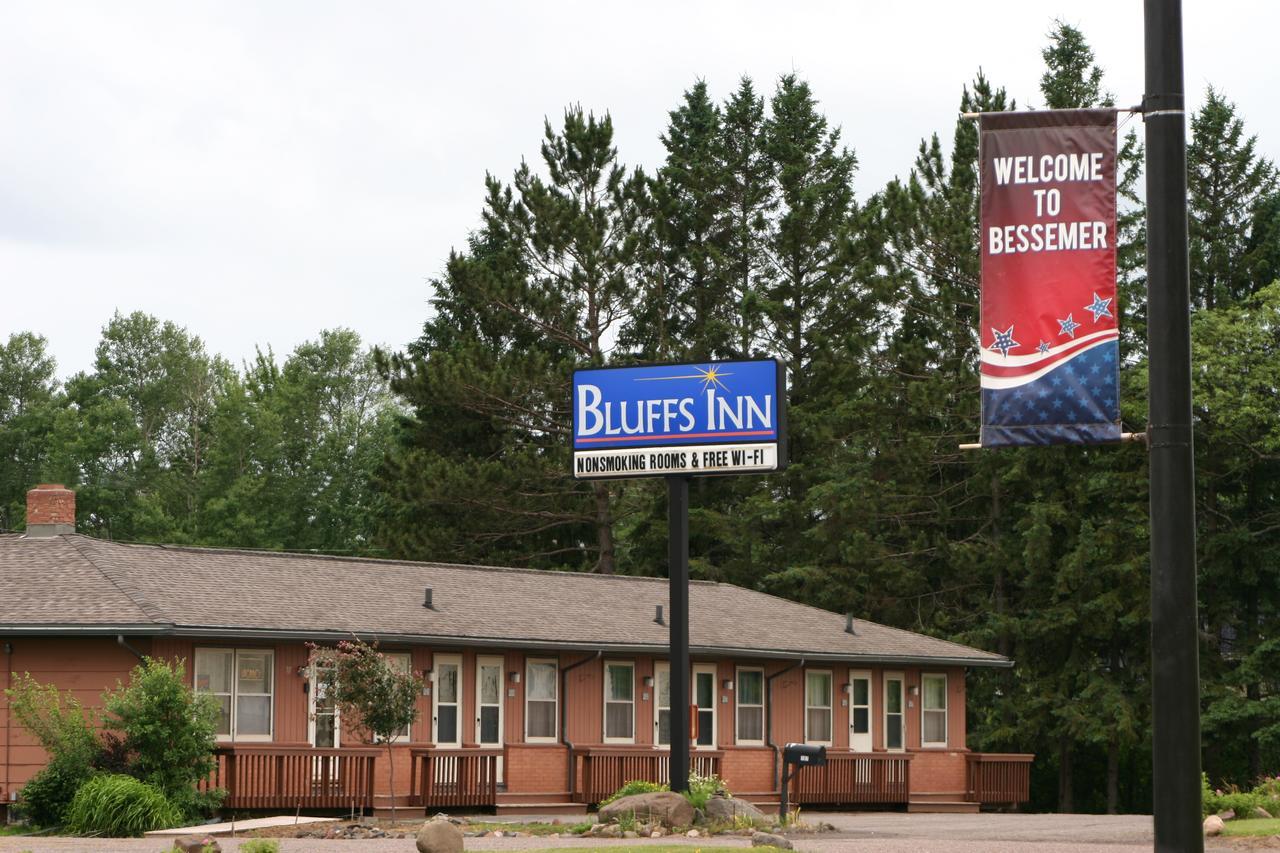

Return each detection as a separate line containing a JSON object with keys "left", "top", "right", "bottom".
{"left": 0, "top": 534, "right": 1008, "bottom": 667}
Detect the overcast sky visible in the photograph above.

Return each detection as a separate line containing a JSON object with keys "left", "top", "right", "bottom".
{"left": 3, "top": 1, "right": 1277, "bottom": 378}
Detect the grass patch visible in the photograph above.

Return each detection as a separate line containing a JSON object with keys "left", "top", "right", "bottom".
{"left": 1221, "top": 817, "right": 1280, "bottom": 837}
{"left": 0, "top": 825, "right": 33, "bottom": 836}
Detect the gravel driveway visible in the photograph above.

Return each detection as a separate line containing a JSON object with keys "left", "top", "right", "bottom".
{"left": 0, "top": 813, "right": 1255, "bottom": 852}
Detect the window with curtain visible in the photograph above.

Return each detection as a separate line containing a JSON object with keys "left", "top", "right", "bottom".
{"left": 525, "top": 659, "right": 557, "bottom": 741}
{"left": 922, "top": 673, "right": 948, "bottom": 746}
{"left": 736, "top": 667, "right": 764, "bottom": 744}
{"left": 805, "top": 670, "right": 833, "bottom": 744}
{"left": 195, "top": 648, "right": 273, "bottom": 740}
{"left": 604, "top": 662, "right": 635, "bottom": 741}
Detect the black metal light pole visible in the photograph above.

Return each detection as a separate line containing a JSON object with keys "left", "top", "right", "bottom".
{"left": 1143, "top": 1, "right": 1202, "bottom": 850}
{"left": 668, "top": 475, "right": 691, "bottom": 793}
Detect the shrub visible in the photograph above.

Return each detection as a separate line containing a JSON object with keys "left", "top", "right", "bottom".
{"left": 4, "top": 673, "right": 99, "bottom": 826}
{"left": 101, "top": 659, "right": 223, "bottom": 819}
{"left": 238, "top": 840, "right": 280, "bottom": 853}
{"left": 62, "top": 774, "right": 180, "bottom": 837}
{"left": 599, "top": 778, "right": 668, "bottom": 806}
{"left": 683, "top": 772, "right": 728, "bottom": 810}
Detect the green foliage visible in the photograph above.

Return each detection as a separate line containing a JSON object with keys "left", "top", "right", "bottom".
{"left": 62, "top": 774, "right": 179, "bottom": 837}
{"left": 1201, "top": 772, "right": 1280, "bottom": 818}
{"left": 599, "top": 779, "right": 668, "bottom": 806}
{"left": 307, "top": 640, "right": 421, "bottom": 745}
{"left": 4, "top": 673, "right": 99, "bottom": 826}
{"left": 682, "top": 772, "right": 728, "bottom": 810}
{"left": 236, "top": 840, "right": 281, "bottom": 853}
{"left": 101, "top": 658, "right": 222, "bottom": 819}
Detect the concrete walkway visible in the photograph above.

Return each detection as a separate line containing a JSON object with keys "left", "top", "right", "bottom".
{"left": 145, "top": 815, "right": 337, "bottom": 837}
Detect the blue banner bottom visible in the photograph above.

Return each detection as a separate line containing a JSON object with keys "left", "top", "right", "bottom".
{"left": 980, "top": 340, "right": 1122, "bottom": 447}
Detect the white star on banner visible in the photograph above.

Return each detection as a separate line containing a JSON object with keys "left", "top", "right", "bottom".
{"left": 1058, "top": 314, "right": 1082, "bottom": 338}
{"left": 1085, "top": 292, "right": 1114, "bottom": 322}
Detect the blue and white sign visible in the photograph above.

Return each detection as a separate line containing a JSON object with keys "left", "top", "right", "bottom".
{"left": 572, "top": 359, "right": 787, "bottom": 479}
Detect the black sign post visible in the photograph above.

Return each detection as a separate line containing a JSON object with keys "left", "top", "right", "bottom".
{"left": 668, "top": 475, "right": 691, "bottom": 792}
{"left": 1143, "top": 1, "right": 1202, "bottom": 850}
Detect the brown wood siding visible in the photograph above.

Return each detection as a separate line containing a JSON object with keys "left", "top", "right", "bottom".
{"left": 563, "top": 653, "right": 603, "bottom": 745}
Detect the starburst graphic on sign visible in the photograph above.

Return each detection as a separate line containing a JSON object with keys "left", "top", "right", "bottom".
{"left": 1085, "top": 292, "right": 1114, "bottom": 322}
{"left": 990, "top": 325, "right": 1020, "bottom": 357}
{"left": 634, "top": 365, "right": 733, "bottom": 391}
{"left": 1058, "top": 314, "right": 1082, "bottom": 339}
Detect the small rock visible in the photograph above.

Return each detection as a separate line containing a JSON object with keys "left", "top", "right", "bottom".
{"left": 171, "top": 837, "right": 220, "bottom": 853}
{"left": 651, "top": 827, "right": 665, "bottom": 838}
{"left": 623, "top": 830, "right": 639, "bottom": 838}
{"left": 639, "top": 826, "right": 652, "bottom": 838}
{"left": 1253, "top": 806, "right": 1274, "bottom": 820}
{"left": 1217, "top": 809, "right": 1236, "bottom": 820}
{"left": 1204, "top": 815, "right": 1225, "bottom": 837}
{"left": 687, "top": 828, "right": 701, "bottom": 837}
{"left": 753, "top": 830, "right": 795, "bottom": 849}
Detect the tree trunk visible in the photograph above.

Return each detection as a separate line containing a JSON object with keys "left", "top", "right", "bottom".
{"left": 1107, "top": 736, "right": 1120, "bottom": 814}
{"left": 591, "top": 481, "right": 615, "bottom": 574}
{"left": 386, "top": 742, "right": 397, "bottom": 823}
{"left": 1057, "top": 736, "right": 1074, "bottom": 813}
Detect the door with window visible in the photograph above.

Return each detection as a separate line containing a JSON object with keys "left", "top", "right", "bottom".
{"left": 883, "top": 672, "right": 905, "bottom": 751}
{"left": 475, "top": 656, "right": 504, "bottom": 781}
{"left": 692, "top": 664, "right": 716, "bottom": 748}
{"left": 848, "top": 670, "right": 872, "bottom": 752}
{"left": 433, "top": 654, "right": 462, "bottom": 748}
{"left": 653, "top": 662, "right": 716, "bottom": 748}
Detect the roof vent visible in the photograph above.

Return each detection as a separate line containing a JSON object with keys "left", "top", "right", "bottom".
{"left": 654, "top": 604, "right": 665, "bottom": 625}
{"left": 423, "top": 587, "right": 434, "bottom": 609}
{"left": 844, "top": 613, "right": 857, "bottom": 635}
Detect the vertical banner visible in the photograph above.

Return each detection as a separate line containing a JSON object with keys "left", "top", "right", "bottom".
{"left": 979, "top": 109, "right": 1120, "bottom": 447}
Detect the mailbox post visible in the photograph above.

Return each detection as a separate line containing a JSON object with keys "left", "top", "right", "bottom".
{"left": 779, "top": 742, "right": 826, "bottom": 822}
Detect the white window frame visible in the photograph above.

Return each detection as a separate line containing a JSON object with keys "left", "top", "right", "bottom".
{"left": 921, "top": 672, "right": 948, "bottom": 748}
{"left": 734, "top": 666, "right": 765, "bottom": 746}
{"left": 474, "top": 654, "right": 505, "bottom": 748}
{"left": 848, "top": 669, "right": 873, "bottom": 752}
{"left": 603, "top": 660, "right": 636, "bottom": 743}
{"left": 884, "top": 671, "right": 905, "bottom": 752}
{"left": 524, "top": 657, "right": 558, "bottom": 743}
{"left": 804, "top": 669, "right": 833, "bottom": 746}
{"left": 654, "top": 661, "right": 671, "bottom": 748}
{"left": 195, "top": 647, "right": 274, "bottom": 743}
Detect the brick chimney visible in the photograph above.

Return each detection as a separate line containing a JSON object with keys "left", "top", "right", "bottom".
{"left": 26, "top": 484, "right": 76, "bottom": 537}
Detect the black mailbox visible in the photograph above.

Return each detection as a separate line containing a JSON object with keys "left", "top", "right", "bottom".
{"left": 783, "top": 742, "right": 827, "bottom": 767}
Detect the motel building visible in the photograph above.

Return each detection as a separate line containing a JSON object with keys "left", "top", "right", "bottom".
{"left": 1, "top": 485, "right": 1032, "bottom": 818}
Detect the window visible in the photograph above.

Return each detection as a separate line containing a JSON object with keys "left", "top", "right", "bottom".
{"left": 735, "top": 667, "right": 764, "bottom": 745}
{"left": 922, "top": 673, "right": 948, "bottom": 747}
{"left": 525, "top": 658, "right": 557, "bottom": 742}
{"left": 195, "top": 648, "right": 273, "bottom": 741}
{"left": 804, "top": 670, "right": 833, "bottom": 744}
{"left": 604, "top": 661, "right": 635, "bottom": 742}
{"left": 884, "top": 672, "right": 904, "bottom": 751}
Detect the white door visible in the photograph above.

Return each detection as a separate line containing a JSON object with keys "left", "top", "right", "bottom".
{"left": 654, "top": 662, "right": 671, "bottom": 747}
{"left": 692, "top": 664, "right": 716, "bottom": 749}
{"left": 849, "top": 669, "right": 872, "bottom": 752}
{"left": 308, "top": 661, "right": 340, "bottom": 785}
{"left": 475, "top": 656, "right": 504, "bottom": 782}
{"left": 433, "top": 654, "right": 462, "bottom": 748}
{"left": 884, "top": 672, "right": 905, "bottom": 751}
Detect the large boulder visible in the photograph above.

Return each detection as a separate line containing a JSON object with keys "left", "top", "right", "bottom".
{"left": 1252, "top": 806, "right": 1274, "bottom": 820}
{"left": 599, "top": 790, "right": 695, "bottom": 827}
{"left": 416, "top": 816, "right": 464, "bottom": 853}
{"left": 1204, "top": 815, "right": 1225, "bottom": 837}
{"left": 705, "top": 794, "right": 768, "bottom": 824}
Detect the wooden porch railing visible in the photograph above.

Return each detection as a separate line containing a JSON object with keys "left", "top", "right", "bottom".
{"left": 203, "top": 745, "right": 378, "bottom": 810}
{"left": 409, "top": 748, "right": 503, "bottom": 808}
{"left": 965, "top": 753, "right": 1034, "bottom": 805}
{"left": 790, "top": 751, "right": 914, "bottom": 805}
{"left": 572, "top": 747, "right": 723, "bottom": 804}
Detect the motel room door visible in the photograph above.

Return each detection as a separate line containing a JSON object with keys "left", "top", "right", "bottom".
{"left": 654, "top": 662, "right": 717, "bottom": 750}
{"left": 848, "top": 669, "right": 873, "bottom": 752}
{"left": 308, "top": 660, "right": 340, "bottom": 785}
{"left": 433, "top": 654, "right": 462, "bottom": 784}
{"left": 475, "top": 655, "right": 505, "bottom": 782}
